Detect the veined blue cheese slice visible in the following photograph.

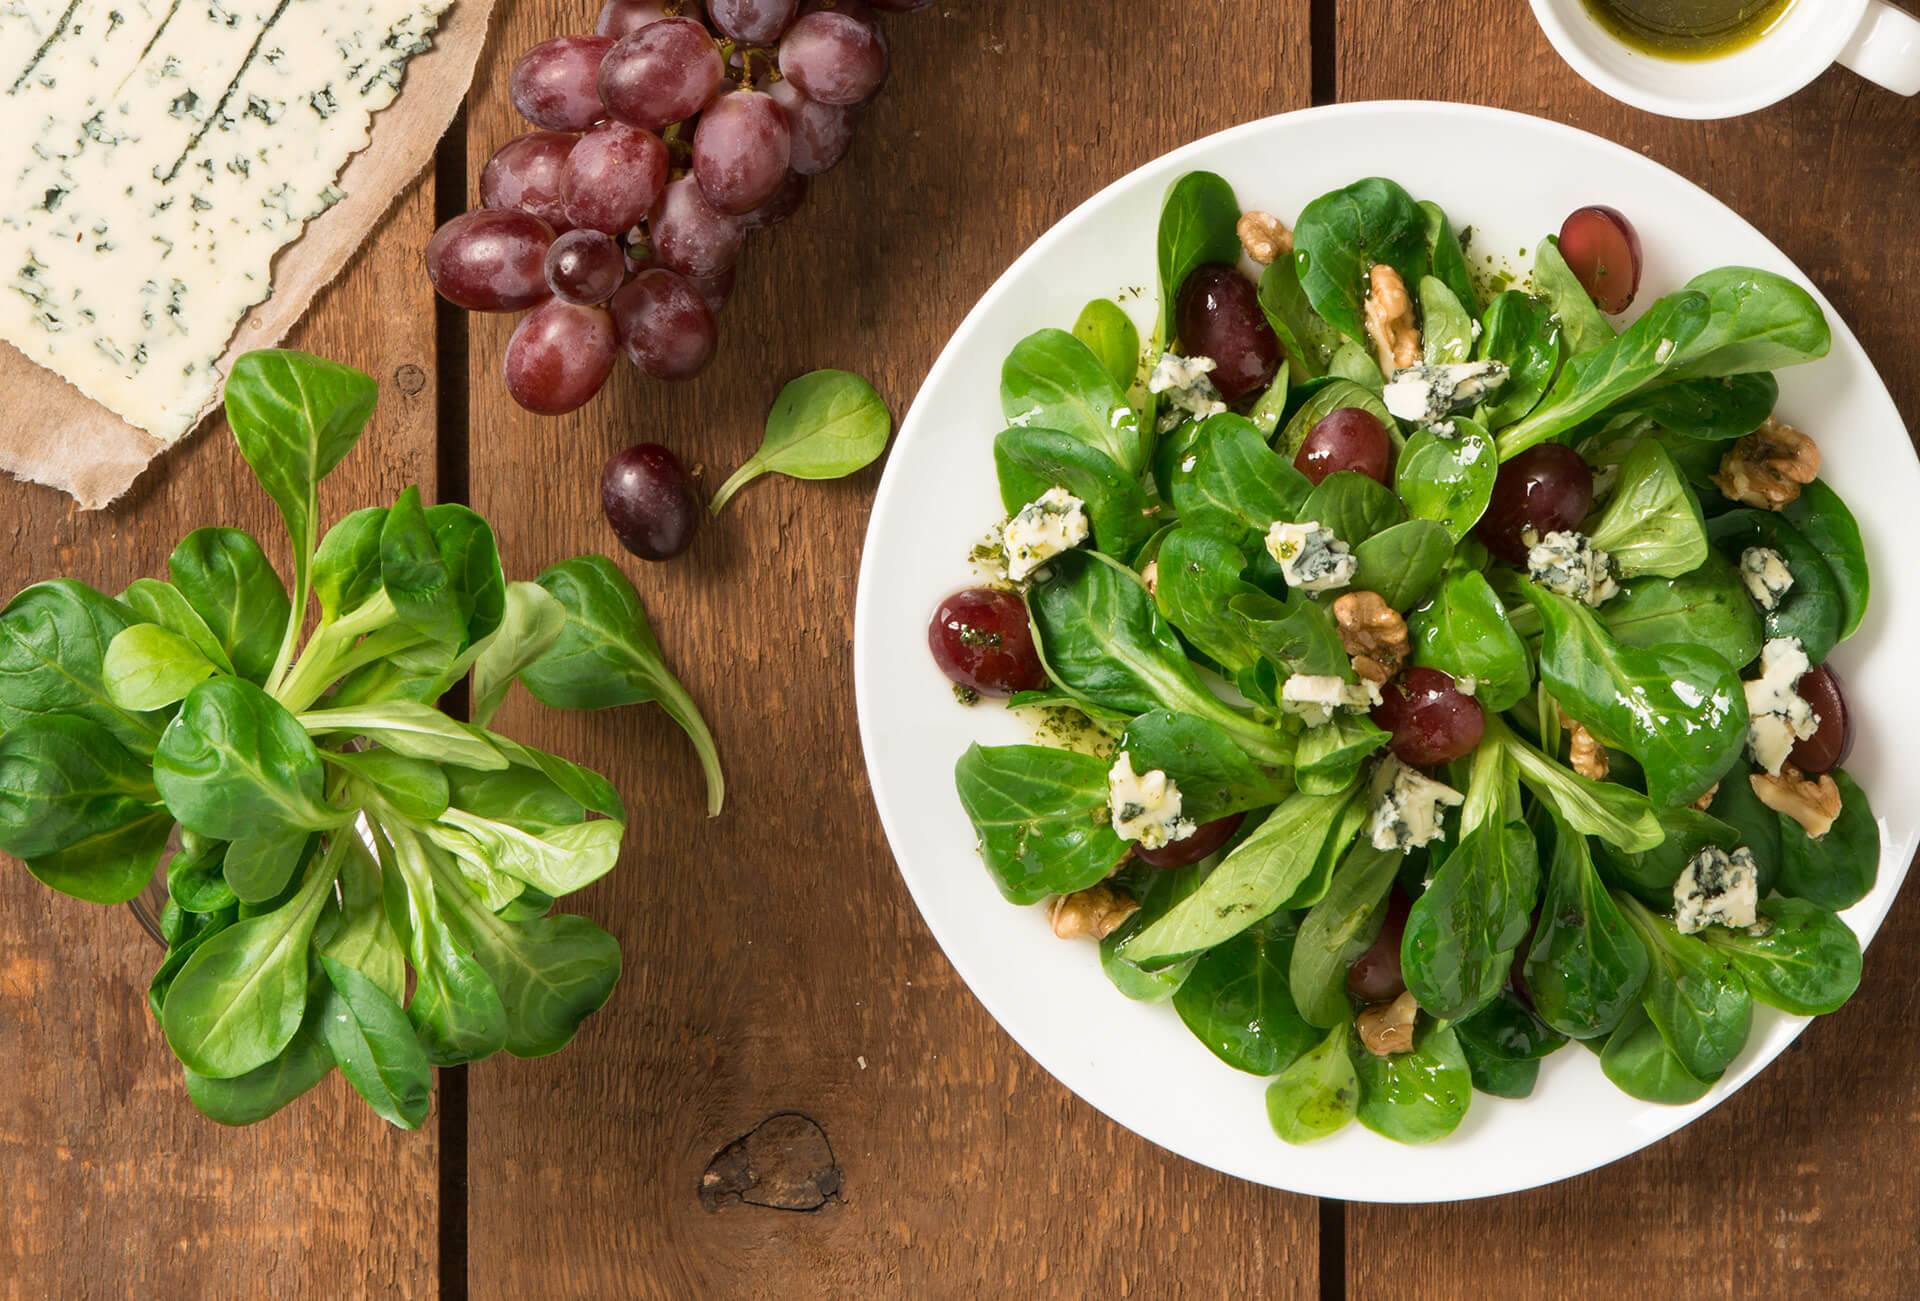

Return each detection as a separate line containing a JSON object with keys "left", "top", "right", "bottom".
{"left": 1367, "top": 756, "right": 1463, "bottom": 853}
{"left": 0, "top": 0, "right": 453, "bottom": 439}
{"left": 1280, "top": 673, "right": 1380, "bottom": 726}
{"left": 1381, "top": 360, "right": 1508, "bottom": 426}
{"left": 1527, "top": 530, "right": 1618, "bottom": 606}
{"left": 1147, "top": 350, "right": 1225, "bottom": 431}
{"left": 1673, "top": 844, "right": 1760, "bottom": 934}
{"left": 1744, "top": 636, "right": 1819, "bottom": 775}
{"left": 1739, "top": 545, "right": 1794, "bottom": 612}
{"left": 1107, "top": 751, "right": 1195, "bottom": 851}
{"left": 1264, "top": 520, "right": 1357, "bottom": 593}
{"left": 1001, "top": 486, "right": 1089, "bottom": 581}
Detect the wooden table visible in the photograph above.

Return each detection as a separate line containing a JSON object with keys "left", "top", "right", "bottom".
{"left": 4, "top": 3, "right": 1917, "bottom": 1296}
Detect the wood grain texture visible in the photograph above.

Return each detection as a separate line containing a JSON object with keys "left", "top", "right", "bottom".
{"left": 460, "top": 4, "right": 1320, "bottom": 1297}
{"left": 1336, "top": 14, "right": 1920, "bottom": 1300}
{"left": 0, "top": 177, "right": 444, "bottom": 1299}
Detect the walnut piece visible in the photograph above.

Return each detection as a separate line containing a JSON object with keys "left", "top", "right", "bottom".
{"left": 1357, "top": 989, "right": 1419, "bottom": 1058}
{"left": 1364, "top": 264, "right": 1421, "bottom": 376}
{"left": 1565, "top": 717, "right": 1608, "bottom": 781}
{"left": 1713, "top": 417, "right": 1820, "bottom": 510}
{"left": 1751, "top": 764, "right": 1843, "bottom": 839}
{"left": 1333, "top": 591, "right": 1409, "bottom": 685}
{"left": 1691, "top": 782, "right": 1720, "bottom": 813}
{"left": 1237, "top": 210, "right": 1293, "bottom": 265}
{"left": 1048, "top": 883, "right": 1138, "bottom": 941}
{"left": 1141, "top": 559, "right": 1160, "bottom": 598}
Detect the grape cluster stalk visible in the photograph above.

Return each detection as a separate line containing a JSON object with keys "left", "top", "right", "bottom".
{"left": 427, "top": 0, "right": 931, "bottom": 416}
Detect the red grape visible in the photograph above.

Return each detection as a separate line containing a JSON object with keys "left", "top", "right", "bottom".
{"left": 1558, "top": 206, "right": 1642, "bottom": 315}
{"left": 1135, "top": 812, "right": 1243, "bottom": 869}
{"left": 778, "top": 10, "right": 888, "bottom": 105}
{"left": 562, "top": 120, "right": 669, "bottom": 234}
{"left": 603, "top": 443, "right": 701, "bottom": 560}
{"left": 426, "top": 209, "right": 555, "bottom": 311}
{"left": 692, "top": 89, "right": 793, "bottom": 215}
{"left": 611, "top": 269, "right": 718, "bottom": 380}
{"left": 1349, "top": 891, "right": 1409, "bottom": 1003}
{"left": 1475, "top": 444, "right": 1595, "bottom": 564}
{"left": 511, "top": 36, "right": 614, "bottom": 132}
{"left": 686, "top": 266, "right": 736, "bottom": 314}
{"left": 711, "top": 0, "right": 799, "bottom": 42}
{"left": 1296, "top": 407, "right": 1392, "bottom": 485}
{"left": 596, "top": 0, "right": 706, "bottom": 37}
{"left": 1789, "top": 664, "right": 1853, "bottom": 774}
{"left": 649, "top": 175, "right": 746, "bottom": 278}
{"left": 1372, "top": 668, "right": 1485, "bottom": 768}
{"left": 927, "top": 588, "right": 1045, "bottom": 696}
{"left": 503, "top": 301, "right": 618, "bottom": 415}
{"left": 867, "top": 0, "right": 929, "bottom": 8}
{"left": 764, "top": 75, "right": 855, "bottom": 175}
{"left": 1174, "top": 264, "right": 1279, "bottom": 401}
{"left": 599, "top": 18, "right": 725, "bottom": 130}
{"left": 741, "top": 170, "right": 807, "bottom": 229}
{"left": 545, "top": 229, "right": 628, "bottom": 305}
{"left": 479, "top": 131, "right": 576, "bottom": 233}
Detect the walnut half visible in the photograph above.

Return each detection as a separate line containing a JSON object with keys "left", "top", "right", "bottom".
{"left": 1333, "top": 591, "right": 1409, "bottom": 685}
{"left": 1751, "top": 764, "right": 1843, "bottom": 839}
{"left": 1364, "top": 264, "right": 1421, "bottom": 376}
{"left": 1048, "top": 883, "right": 1138, "bottom": 941}
{"left": 1357, "top": 989, "right": 1419, "bottom": 1058}
{"left": 1713, "top": 417, "right": 1820, "bottom": 510}
{"left": 1237, "top": 210, "right": 1293, "bottom": 265}
{"left": 1564, "top": 716, "right": 1609, "bottom": 781}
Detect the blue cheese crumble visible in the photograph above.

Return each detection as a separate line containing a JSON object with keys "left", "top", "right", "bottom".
{"left": 1739, "top": 546, "right": 1794, "bottom": 613}
{"left": 1526, "top": 530, "right": 1619, "bottom": 606}
{"left": 1280, "top": 674, "right": 1382, "bottom": 726}
{"left": 1367, "top": 756, "right": 1465, "bottom": 853}
{"left": 1264, "top": 520, "right": 1358, "bottom": 593}
{"left": 1744, "top": 636, "right": 1819, "bottom": 776}
{"left": 1381, "top": 360, "right": 1509, "bottom": 426}
{"left": 1673, "top": 844, "right": 1760, "bottom": 934}
{"left": 1147, "top": 351, "right": 1227, "bottom": 431}
{"left": 1107, "top": 751, "right": 1196, "bottom": 851}
{"left": 1002, "top": 487, "right": 1090, "bottom": 582}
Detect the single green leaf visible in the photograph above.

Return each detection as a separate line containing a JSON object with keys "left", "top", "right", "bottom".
{"left": 1157, "top": 170, "right": 1242, "bottom": 340}
{"left": 954, "top": 744, "right": 1127, "bottom": 905}
{"left": 168, "top": 528, "right": 292, "bottom": 687}
{"left": 1531, "top": 235, "right": 1614, "bottom": 356}
{"left": 1072, "top": 298, "right": 1141, "bottom": 392}
{"left": 470, "top": 581, "right": 568, "bottom": 729}
{"left": 1291, "top": 840, "right": 1400, "bottom": 1027}
{"left": 1401, "top": 820, "right": 1539, "bottom": 1021}
{"left": 1775, "top": 768, "right": 1878, "bottom": 910}
{"left": 1394, "top": 421, "right": 1498, "bottom": 541}
{"left": 104, "top": 623, "right": 218, "bottom": 711}
{"left": 1524, "top": 810, "right": 1650, "bottom": 1040}
{"left": 317, "top": 955, "right": 433, "bottom": 1130}
{"left": 993, "top": 427, "right": 1155, "bottom": 563}
{"left": 120, "top": 578, "right": 236, "bottom": 675}
{"left": 1587, "top": 438, "right": 1709, "bottom": 579}
{"left": 1352, "top": 518, "right": 1452, "bottom": 611}
{"left": 1293, "top": 177, "right": 1430, "bottom": 346}
{"left": 1409, "top": 571, "right": 1532, "bottom": 712}
{"left": 711, "top": 369, "right": 892, "bottom": 512}
{"left": 1354, "top": 1020, "right": 1472, "bottom": 1143}
{"left": 0, "top": 579, "right": 168, "bottom": 753}
{"left": 1266, "top": 1024, "right": 1360, "bottom": 1144}
{"left": 156, "top": 678, "right": 344, "bottom": 839}
{"left": 1174, "top": 914, "right": 1318, "bottom": 1075}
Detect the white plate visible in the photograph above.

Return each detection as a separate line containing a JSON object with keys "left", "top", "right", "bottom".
{"left": 852, "top": 102, "right": 1918, "bottom": 1203}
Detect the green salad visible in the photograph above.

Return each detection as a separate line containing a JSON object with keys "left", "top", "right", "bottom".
{"left": 928, "top": 173, "right": 1877, "bottom": 1145}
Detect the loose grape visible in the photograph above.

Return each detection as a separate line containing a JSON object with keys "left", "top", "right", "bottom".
{"left": 562, "top": 120, "right": 669, "bottom": 234}
{"left": 611, "top": 268, "right": 718, "bottom": 380}
{"left": 1174, "top": 264, "right": 1279, "bottom": 401}
{"left": 778, "top": 10, "right": 888, "bottom": 106}
{"left": 599, "top": 17, "right": 725, "bottom": 130}
{"left": 1790, "top": 664, "right": 1853, "bottom": 774}
{"left": 764, "top": 75, "right": 856, "bottom": 175}
{"left": 1348, "top": 890, "right": 1409, "bottom": 1003}
{"left": 692, "top": 89, "right": 793, "bottom": 215}
{"left": 595, "top": 0, "right": 706, "bottom": 37}
{"left": 545, "top": 229, "right": 628, "bottom": 305}
{"left": 425, "top": 209, "right": 555, "bottom": 311}
{"left": 503, "top": 301, "right": 618, "bottom": 415}
{"left": 1372, "top": 667, "right": 1485, "bottom": 768}
{"left": 1476, "top": 444, "right": 1595, "bottom": 564}
{"left": 710, "top": 0, "right": 799, "bottom": 43}
{"left": 603, "top": 443, "right": 701, "bottom": 560}
{"left": 1134, "top": 813, "right": 1243, "bottom": 869}
{"left": 479, "top": 131, "right": 576, "bottom": 233}
{"left": 649, "top": 175, "right": 745, "bottom": 278}
{"left": 1295, "top": 407, "right": 1392, "bottom": 485}
{"left": 510, "top": 36, "right": 614, "bottom": 132}
{"left": 1559, "top": 206, "right": 1643, "bottom": 315}
{"left": 927, "top": 588, "right": 1045, "bottom": 696}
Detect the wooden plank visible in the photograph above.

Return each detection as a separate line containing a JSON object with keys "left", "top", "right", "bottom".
{"left": 0, "top": 174, "right": 444, "bottom": 1296}
{"left": 461, "top": 3, "right": 1320, "bottom": 1295}
{"left": 1336, "top": 16, "right": 1920, "bottom": 1298}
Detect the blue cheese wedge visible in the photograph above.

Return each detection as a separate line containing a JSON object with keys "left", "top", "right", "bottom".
{"left": 1367, "top": 756, "right": 1464, "bottom": 853}
{"left": 1381, "top": 360, "right": 1509, "bottom": 426}
{"left": 1673, "top": 844, "right": 1760, "bottom": 934}
{"left": 1739, "top": 546, "right": 1794, "bottom": 612}
{"left": 1264, "top": 520, "right": 1358, "bottom": 593}
{"left": 1280, "top": 673, "right": 1381, "bottom": 726}
{"left": 1002, "top": 486, "right": 1089, "bottom": 581}
{"left": 1744, "top": 636, "right": 1819, "bottom": 776}
{"left": 1527, "top": 530, "right": 1619, "bottom": 606}
{"left": 1147, "top": 350, "right": 1226, "bottom": 431}
{"left": 1107, "top": 751, "right": 1195, "bottom": 851}
{"left": 0, "top": 0, "right": 454, "bottom": 439}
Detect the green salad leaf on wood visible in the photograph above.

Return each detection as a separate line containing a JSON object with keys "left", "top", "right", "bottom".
{"left": 930, "top": 174, "right": 1877, "bottom": 1147}
{"left": 0, "top": 349, "right": 723, "bottom": 1127}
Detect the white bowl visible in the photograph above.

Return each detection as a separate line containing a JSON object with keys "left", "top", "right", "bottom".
{"left": 853, "top": 102, "right": 1918, "bottom": 1203}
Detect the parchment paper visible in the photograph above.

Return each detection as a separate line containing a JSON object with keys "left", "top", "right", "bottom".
{"left": 0, "top": 0, "right": 497, "bottom": 511}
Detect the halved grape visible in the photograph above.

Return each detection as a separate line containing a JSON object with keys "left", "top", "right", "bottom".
{"left": 504, "top": 300, "right": 618, "bottom": 414}
{"left": 1348, "top": 890, "right": 1409, "bottom": 1002}
{"left": 511, "top": 36, "right": 614, "bottom": 132}
{"left": 1559, "top": 205, "right": 1642, "bottom": 315}
{"left": 1371, "top": 668, "right": 1485, "bottom": 768}
{"left": 927, "top": 588, "right": 1045, "bottom": 696}
{"left": 741, "top": 170, "right": 807, "bottom": 229}
{"left": 545, "top": 229, "right": 629, "bottom": 305}
{"left": 562, "top": 121, "right": 669, "bottom": 234}
{"left": 764, "top": 75, "right": 855, "bottom": 175}
{"left": 1475, "top": 444, "right": 1595, "bottom": 564}
{"left": 425, "top": 209, "right": 555, "bottom": 311}
{"left": 649, "top": 175, "right": 746, "bottom": 278}
{"left": 596, "top": 0, "right": 706, "bottom": 37}
{"left": 479, "top": 131, "right": 577, "bottom": 233}
{"left": 611, "top": 268, "right": 718, "bottom": 380}
{"left": 692, "top": 89, "right": 793, "bottom": 215}
{"left": 1296, "top": 407, "right": 1392, "bottom": 485}
{"left": 1790, "top": 664, "right": 1853, "bottom": 774}
{"left": 1135, "top": 813, "right": 1243, "bottom": 869}
{"left": 711, "top": 0, "right": 799, "bottom": 42}
{"left": 1175, "top": 264, "right": 1278, "bottom": 401}
{"left": 778, "top": 10, "right": 888, "bottom": 105}
{"left": 603, "top": 443, "right": 701, "bottom": 560}
{"left": 599, "top": 17, "right": 725, "bottom": 130}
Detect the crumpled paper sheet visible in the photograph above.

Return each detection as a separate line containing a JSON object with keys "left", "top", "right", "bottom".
{"left": 0, "top": 0, "right": 496, "bottom": 511}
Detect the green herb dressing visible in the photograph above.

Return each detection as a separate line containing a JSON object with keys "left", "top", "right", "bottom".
{"left": 1581, "top": 0, "right": 1796, "bottom": 60}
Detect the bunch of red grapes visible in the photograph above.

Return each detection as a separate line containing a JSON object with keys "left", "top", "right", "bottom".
{"left": 426, "top": 0, "right": 928, "bottom": 416}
